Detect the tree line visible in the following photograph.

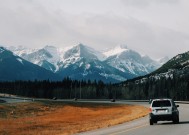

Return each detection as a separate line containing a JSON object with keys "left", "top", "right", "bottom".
{"left": 0, "top": 68, "right": 189, "bottom": 101}
{"left": 0, "top": 77, "right": 119, "bottom": 99}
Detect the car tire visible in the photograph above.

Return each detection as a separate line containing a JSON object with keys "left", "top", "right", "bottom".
{"left": 173, "top": 116, "right": 179, "bottom": 124}
{"left": 154, "top": 120, "right": 157, "bottom": 124}
{"left": 150, "top": 118, "right": 154, "bottom": 125}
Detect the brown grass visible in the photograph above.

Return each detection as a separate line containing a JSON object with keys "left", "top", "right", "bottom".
{"left": 0, "top": 101, "right": 148, "bottom": 135}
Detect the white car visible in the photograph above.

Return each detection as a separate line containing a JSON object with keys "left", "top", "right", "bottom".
{"left": 149, "top": 99, "right": 179, "bottom": 125}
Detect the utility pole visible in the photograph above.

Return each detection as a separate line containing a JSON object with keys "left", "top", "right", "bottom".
{"left": 80, "top": 81, "right": 81, "bottom": 99}
{"left": 70, "top": 82, "right": 72, "bottom": 99}
{"left": 74, "top": 82, "right": 76, "bottom": 98}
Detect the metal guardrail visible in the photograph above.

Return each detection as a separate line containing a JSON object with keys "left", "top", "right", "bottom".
{"left": 175, "top": 101, "right": 189, "bottom": 104}
{"left": 1, "top": 93, "right": 189, "bottom": 104}
{"left": 118, "top": 100, "right": 189, "bottom": 104}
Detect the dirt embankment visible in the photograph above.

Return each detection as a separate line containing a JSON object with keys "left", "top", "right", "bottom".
{"left": 0, "top": 101, "right": 149, "bottom": 135}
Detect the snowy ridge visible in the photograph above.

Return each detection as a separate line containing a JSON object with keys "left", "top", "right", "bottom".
{"left": 8, "top": 46, "right": 37, "bottom": 57}
{"left": 103, "top": 45, "right": 129, "bottom": 57}
{"left": 6, "top": 44, "right": 163, "bottom": 82}
{"left": 104, "top": 46, "right": 161, "bottom": 76}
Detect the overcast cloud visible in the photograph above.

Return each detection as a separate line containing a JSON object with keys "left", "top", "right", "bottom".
{"left": 0, "top": 0, "right": 189, "bottom": 59}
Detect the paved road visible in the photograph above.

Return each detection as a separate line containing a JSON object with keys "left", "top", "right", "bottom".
{"left": 1, "top": 97, "right": 189, "bottom": 135}
{"left": 0, "top": 97, "right": 31, "bottom": 103}
{"left": 77, "top": 102, "right": 189, "bottom": 135}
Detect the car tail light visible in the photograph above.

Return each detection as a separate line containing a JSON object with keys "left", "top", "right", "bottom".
{"left": 149, "top": 107, "right": 152, "bottom": 112}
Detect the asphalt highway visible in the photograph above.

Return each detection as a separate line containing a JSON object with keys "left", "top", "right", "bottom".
{"left": 0, "top": 96, "right": 30, "bottom": 103}
{"left": 77, "top": 102, "right": 189, "bottom": 135}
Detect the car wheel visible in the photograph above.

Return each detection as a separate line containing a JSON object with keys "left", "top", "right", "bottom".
{"left": 173, "top": 116, "right": 179, "bottom": 124}
{"left": 150, "top": 118, "right": 154, "bottom": 125}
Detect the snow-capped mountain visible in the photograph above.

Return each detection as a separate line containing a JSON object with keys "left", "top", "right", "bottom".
{"left": 8, "top": 44, "right": 162, "bottom": 82}
{"left": 9, "top": 45, "right": 62, "bottom": 72}
{"left": 103, "top": 45, "right": 161, "bottom": 76}
{"left": 56, "top": 44, "right": 135, "bottom": 82}
{"left": 0, "top": 47, "right": 61, "bottom": 81}
{"left": 59, "top": 44, "right": 106, "bottom": 68}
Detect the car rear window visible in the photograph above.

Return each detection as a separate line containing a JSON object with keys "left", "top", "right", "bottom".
{"left": 152, "top": 100, "right": 171, "bottom": 107}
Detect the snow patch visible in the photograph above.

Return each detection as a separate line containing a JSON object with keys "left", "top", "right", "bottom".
{"left": 79, "top": 62, "right": 84, "bottom": 67}
{"left": 99, "top": 73, "right": 126, "bottom": 81}
{"left": 85, "top": 64, "right": 91, "bottom": 69}
{"left": 174, "top": 55, "right": 182, "bottom": 60}
{"left": 96, "top": 65, "right": 103, "bottom": 69}
{"left": 0, "top": 48, "right": 4, "bottom": 53}
{"left": 17, "top": 58, "right": 24, "bottom": 65}
{"left": 181, "top": 60, "right": 189, "bottom": 66}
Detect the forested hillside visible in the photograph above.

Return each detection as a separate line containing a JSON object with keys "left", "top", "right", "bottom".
{"left": 120, "top": 51, "right": 189, "bottom": 101}
{"left": 120, "top": 68, "right": 189, "bottom": 100}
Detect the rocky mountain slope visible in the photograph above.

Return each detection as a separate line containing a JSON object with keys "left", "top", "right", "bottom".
{"left": 0, "top": 47, "right": 61, "bottom": 81}
{"left": 8, "top": 44, "right": 164, "bottom": 82}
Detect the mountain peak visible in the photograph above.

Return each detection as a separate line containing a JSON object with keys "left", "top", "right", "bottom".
{"left": 43, "top": 45, "right": 58, "bottom": 56}
{"left": 103, "top": 45, "right": 129, "bottom": 57}
{"left": 73, "top": 43, "right": 90, "bottom": 52}
{"left": 142, "top": 55, "right": 156, "bottom": 61}
{"left": 77, "top": 43, "right": 85, "bottom": 47}
{"left": 44, "top": 45, "right": 57, "bottom": 50}
{"left": 63, "top": 43, "right": 103, "bottom": 60}
{"left": 118, "top": 44, "right": 128, "bottom": 49}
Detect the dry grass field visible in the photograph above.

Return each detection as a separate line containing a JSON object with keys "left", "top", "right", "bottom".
{"left": 0, "top": 101, "right": 148, "bottom": 135}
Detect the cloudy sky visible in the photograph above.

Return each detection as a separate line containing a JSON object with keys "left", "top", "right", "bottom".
{"left": 0, "top": 0, "right": 189, "bottom": 59}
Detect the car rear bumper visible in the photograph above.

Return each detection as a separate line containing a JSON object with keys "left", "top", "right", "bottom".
{"left": 149, "top": 113, "right": 178, "bottom": 121}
